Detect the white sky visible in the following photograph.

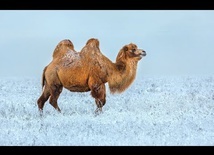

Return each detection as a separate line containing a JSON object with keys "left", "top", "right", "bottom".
{"left": 0, "top": 10, "right": 214, "bottom": 78}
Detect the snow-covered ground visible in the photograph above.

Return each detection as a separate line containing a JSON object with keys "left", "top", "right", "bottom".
{"left": 0, "top": 75, "right": 214, "bottom": 146}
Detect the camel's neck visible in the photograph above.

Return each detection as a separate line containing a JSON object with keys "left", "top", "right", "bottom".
{"left": 107, "top": 59, "right": 138, "bottom": 94}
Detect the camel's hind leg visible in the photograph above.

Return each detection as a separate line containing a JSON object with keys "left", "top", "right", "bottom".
{"left": 49, "top": 84, "right": 63, "bottom": 112}
{"left": 37, "top": 86, "right": 50, "bottom": 112}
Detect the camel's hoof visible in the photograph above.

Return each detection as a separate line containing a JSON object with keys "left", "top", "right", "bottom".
{"left": 94, "top": 108, "right": 103, "bottom": 116}
{"left": 39, "top": 109, "right": 43, "bottom": 117}
{"left": 57, "top": 108, "right": 61, "bottom": 113}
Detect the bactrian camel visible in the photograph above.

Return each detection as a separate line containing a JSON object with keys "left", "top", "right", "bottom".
{"left": 37, "top": 38, "right": 146, "bottom": 114}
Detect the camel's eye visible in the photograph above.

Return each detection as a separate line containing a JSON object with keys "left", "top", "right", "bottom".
{"left": 132, "top": 49, "right": 136, "bottom": 52}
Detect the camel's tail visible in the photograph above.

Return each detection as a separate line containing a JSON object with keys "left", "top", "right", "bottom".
{"left": 41, "top": 66, "right": 48, "bottom": 89}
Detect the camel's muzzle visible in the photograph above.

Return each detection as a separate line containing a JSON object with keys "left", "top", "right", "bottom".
{"left": 142, "top": 50, "right": 146, "bottom": 56}
{"left": 139, "top": 50, "right": 146, "bottom": 58}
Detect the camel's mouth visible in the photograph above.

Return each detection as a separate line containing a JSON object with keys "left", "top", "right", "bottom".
{"left": 138, "top": 50, "right": 146, "bottom": 59}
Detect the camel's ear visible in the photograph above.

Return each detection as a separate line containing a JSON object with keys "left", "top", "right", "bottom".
{"left": 123, "top": 46, "right": 128, "bottom": 52}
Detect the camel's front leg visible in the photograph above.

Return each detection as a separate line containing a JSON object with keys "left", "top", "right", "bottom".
{"left": 90, "top": 83, "right": 106, "bottom": 114}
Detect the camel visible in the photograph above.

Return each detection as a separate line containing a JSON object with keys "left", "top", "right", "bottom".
{"left": 37, "top": 38, "right": 146, "bottom": 114}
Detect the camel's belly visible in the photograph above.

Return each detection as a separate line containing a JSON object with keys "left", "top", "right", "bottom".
{"left": 64, "top": 85, "right": 90, "bottom": 92}
{"left": 57, "top": 68, "right": 90, "bottom": 92}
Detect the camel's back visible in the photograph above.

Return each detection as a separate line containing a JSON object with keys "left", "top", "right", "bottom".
{"left": 56, "top": 41, "right": 110, "bottom": 90}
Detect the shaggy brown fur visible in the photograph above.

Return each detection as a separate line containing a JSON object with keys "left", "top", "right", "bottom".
{"left": 37, "top": 38, "right": 146, "bottom": 114}
{"left": 52, "top": 39, "right": 74, "bottom": 59}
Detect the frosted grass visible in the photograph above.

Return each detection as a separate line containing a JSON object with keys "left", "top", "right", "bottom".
{"left": 0, "top": 75, "right": 214, "bottom": 145}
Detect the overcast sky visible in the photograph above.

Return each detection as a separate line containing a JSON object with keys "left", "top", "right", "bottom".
{"left": 0, "top": 10, "right": 214, "bottom": 78}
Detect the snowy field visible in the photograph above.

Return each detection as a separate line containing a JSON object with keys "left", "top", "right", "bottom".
{"left": 0, "top": 75, "right": 214, "bottom": 146}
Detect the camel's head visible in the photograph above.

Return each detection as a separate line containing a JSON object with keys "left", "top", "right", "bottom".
{"left": 116, "top": 43, "right": 146, "bottom": 62}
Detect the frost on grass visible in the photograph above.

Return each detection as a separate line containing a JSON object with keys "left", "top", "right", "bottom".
{"left": 0, "top": 75, "right": 214, "bottom": 145}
